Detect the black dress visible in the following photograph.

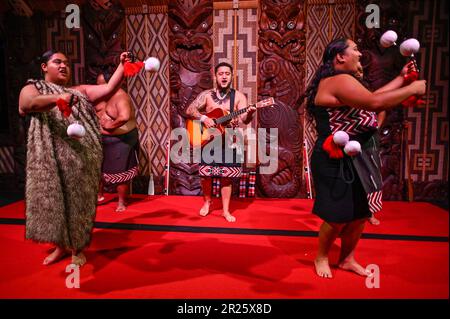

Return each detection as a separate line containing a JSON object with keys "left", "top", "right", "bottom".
{"left": 311, "top": 105, "right": 383, "bottom": 223}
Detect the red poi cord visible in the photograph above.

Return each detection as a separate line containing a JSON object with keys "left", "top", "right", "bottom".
{"left": 56, "top": 94, "right": 74, "bottom": 118}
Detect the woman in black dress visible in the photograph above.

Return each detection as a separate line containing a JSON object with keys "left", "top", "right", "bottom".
{"left": 306, "top": 38, "right": 426, "bottom": 278}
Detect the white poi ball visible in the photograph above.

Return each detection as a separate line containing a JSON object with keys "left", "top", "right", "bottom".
{"left": 399, "top": 38, "right": 420, "bottom": 56}
{"left": 344, "top": 140, "right": 361, "bottom": 156}
{"left": 333, "top": 131, "right": 350, "bottom": 146}
{"left": 144, "top": 57, "right": 161, "bottom": 72}
{"left": 380, "top": 30, "right": 398, "bottom": 48}
{"left": 67, "top": 122, "right": 86, "bottom": 139}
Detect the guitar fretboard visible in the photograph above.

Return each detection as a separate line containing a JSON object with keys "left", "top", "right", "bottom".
{"left": 215, "top": 105, "right": 255, "bottom": 125}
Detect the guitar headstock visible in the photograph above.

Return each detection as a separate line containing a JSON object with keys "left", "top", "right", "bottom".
{"left": 255, "top": 97, "right": 275, "bottom": 109}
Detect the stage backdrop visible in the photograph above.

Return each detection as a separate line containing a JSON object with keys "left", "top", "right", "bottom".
{"left": 126, "top": 5, "right": 170, "bottom": 195}
{"left": 406, "top": 0, "right": 448, "bottom": 201}
{"left": 0, "top": 0, "right": 447, "bottom": 202}
{"left": 213, "top": 3, "right": 259, "bottom": 197}
{"left": 304, "top": 0, "right": 356, "bottom": 198}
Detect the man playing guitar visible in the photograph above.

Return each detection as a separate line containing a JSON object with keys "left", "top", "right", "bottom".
{"left": 186, "top": 62, "right": 256, "bottom": 222}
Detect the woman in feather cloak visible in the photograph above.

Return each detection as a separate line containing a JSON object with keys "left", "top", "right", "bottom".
{"left": 18, "top": 50, "right": 131, "bottom": 266}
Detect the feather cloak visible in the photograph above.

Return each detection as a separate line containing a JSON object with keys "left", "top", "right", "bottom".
{"left": 25, "top": 80, "right": 102, "bottom": 251}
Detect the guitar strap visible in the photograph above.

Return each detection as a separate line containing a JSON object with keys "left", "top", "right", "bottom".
{"left": 230, "top": 88, "right": 235, "bottom": 113}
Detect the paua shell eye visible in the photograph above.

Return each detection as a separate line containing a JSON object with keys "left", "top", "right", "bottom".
{"left": 287, "top": 21, "right": 295, "bottom": 30}
{"left": 173, "top": 24, "right": 180, "bottom": 31}
{"left": 201, "top": 22, "right": 208, "bottom": 29}
{"left": 269, "top": 21, "right": 277, "bottom": 30}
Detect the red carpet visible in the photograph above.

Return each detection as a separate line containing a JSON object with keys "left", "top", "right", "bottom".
{"left": 0, "top": 195, "right": 447, "bottom": 237}
{"left": 0, "top": 196, "right": 448, "bottom": 299}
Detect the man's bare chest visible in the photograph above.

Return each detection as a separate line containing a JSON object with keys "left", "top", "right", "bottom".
{"left": 94, "top": 100, "right": 107, "bottom": 113}
{"left": 95, "top": 98, "right": 118, "bottom": 116}
{"left": 205, "top": 90, "right": 233, "bottom": 113}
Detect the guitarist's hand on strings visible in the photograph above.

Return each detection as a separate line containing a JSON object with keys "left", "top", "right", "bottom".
{"left": 241, "top": 104, "right": 257, "bottom": 125}
{"left": 201, "top": 116, "right": 216, "bottom": 129}
{"left": 247, "top": 105, "right": 257, "bottom": 116}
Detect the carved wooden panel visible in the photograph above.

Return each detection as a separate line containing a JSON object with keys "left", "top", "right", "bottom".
{"left": 406, "top": 0, "right": 448, "bottom": 202}
{"left": 257, "top": 0, "right": 306, "bottom": 197}
{"left": 81, "top": 0, "right": 125, "bottom": 84}
{"left": 168, "top": 0, "right": 214, "bottom": 195}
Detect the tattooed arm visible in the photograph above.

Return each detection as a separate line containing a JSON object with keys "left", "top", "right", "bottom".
{"left": 186, "top": 90, "right": 208, "bottom": 119}
{"left": 186, "top": 90, "right": 215, "bottom": 128}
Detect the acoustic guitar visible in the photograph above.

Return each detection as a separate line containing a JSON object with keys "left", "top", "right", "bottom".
{"left": 186, "top": 97, "right": 274, "bottom": 147}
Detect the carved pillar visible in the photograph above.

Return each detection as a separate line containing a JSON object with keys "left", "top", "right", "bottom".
{"left": 257, "top": 0, "right": 306, "bottom": 197}
{"left": 81, "top": 0, "right": 125, "bottom": 84}
{"left": 168, "top": 0, "right": 214, "bottom": 195}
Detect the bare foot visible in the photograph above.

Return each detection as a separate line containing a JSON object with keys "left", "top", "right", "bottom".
{"left": 71, "top": 252, "right": 87, "bottom": 267}
{"left": 222, "top": 212, "right": 236, "bottom": 222}
{"left": 199, "top": 200, "right": 212, "bottom": 217}
{"left": 115, "top": 202, "right": 127, "bottom": 212}
{"left": 314, "top": 257, "right": 333, "bottom": 278}
{"left": 43, "top": 247, "right": 68, "bottom": 265}
{"left": 369, "top": 215, "right": 380, "bottom": 225}
{"left": 339, "top": 258, "right": 371, "bottom": 276}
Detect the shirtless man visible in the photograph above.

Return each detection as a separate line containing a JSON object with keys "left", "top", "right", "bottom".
{"left": 186, "top": 62, "right": 256, "bottom": 222}
{"left": 95, "top": 71, "right": 139, "bottom": 212}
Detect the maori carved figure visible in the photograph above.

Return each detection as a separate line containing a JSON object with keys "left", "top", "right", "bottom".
{"left": 257, "top": 0, "right": 306, "bottom": 197}
{"left": 356, "top": 0, "right": 407, "bottom": 200}
{"left": 81, "top": 0, "right": 125, "bottom": 84}
{"left": 168, "top": 0, "right": 213, "bottom": 195}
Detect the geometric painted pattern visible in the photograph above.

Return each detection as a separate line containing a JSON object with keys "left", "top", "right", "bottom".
{"left": 305, "top": 3, "right": 330, "bottom": 86}
{"left": 330, "top": 1, "right": 355, "bottom": 41}
{"left": 213, "top": 8, "right": 258, "bottom": 106}
{"left": 406, "top": 0, "right": 448, "bottom": 183}
{"left": 213, "top": 7, "right": 258, "bottom": 196}
{"left": 304, "top": 0, "right": 356, "bottom": 197}
{"left": 213, "top": 7, "right": 259, "bottom": 154}
{"left": 45, "top": 14, "right": 85, "bottom": 84}
{"left": 126, "top": 11, "right": 170, "bottom": 179}
{"left": 304, "top": 1, "right": 332, "bottom": 168}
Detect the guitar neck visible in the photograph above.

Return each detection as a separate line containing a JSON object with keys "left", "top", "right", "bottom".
{"left": 215, "top": 105, "right": 254, "bottom": 125}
